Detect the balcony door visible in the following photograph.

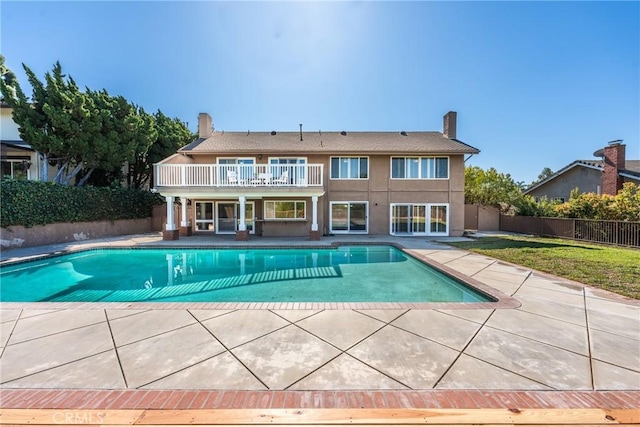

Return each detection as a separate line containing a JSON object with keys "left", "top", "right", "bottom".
{"left": 216, "top": 201, "right": 255, "bottom": 234}
{"left": 269, "top": 157, "right": 306, "bottom": 185}
{"left": 218, "top": 158, "right": 255, "bottom": 184}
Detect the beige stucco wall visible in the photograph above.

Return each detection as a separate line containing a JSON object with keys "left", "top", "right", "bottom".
{"left": 527, "top": 166, "right": 602, "bottom": 201}
{"left": 1, "top": 108, "right": 21, "bottom": 141}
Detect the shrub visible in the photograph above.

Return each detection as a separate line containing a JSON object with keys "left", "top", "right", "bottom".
{"left": 554, "top": 183, "right": 640, "bottom": 221}
{"left": 1, "top": 179, "right": 164, "bottom": 228}
{"left": 513, "top": 195, "right": 560, "bottom": 217}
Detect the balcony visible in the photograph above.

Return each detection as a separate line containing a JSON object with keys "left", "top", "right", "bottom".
{"left": 154, "top": 163, "right": 324, "bottom": 188}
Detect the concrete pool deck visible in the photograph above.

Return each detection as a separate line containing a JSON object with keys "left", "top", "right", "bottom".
{"left": 0, "top": 233, "right": 638, "bottom": 416}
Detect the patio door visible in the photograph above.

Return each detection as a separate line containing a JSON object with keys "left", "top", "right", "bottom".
{"left": 390, "top": 204, "right": 427, "bottom": 235}
{"left": 216, "top": 201, "right": 255, "bottom": 234}
{"left": 390, "top": 204, "right": 447, "bottom": 236}
{"left": 330, "top": 202, "right": 368, "bottom": 234}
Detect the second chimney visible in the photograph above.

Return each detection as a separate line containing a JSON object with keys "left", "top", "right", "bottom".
{"left": 443, "top": 111, "right": 457, "bottom": 139}
{"left": 602, "top": 142, "right": 626, "bottom": 195}
{"left": 198, "top": 113, "right": 213, "bottom": 138}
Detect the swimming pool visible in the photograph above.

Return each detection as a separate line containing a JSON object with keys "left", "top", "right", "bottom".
{"left": 0, "top": 246, "right": 493, "bottom": 303}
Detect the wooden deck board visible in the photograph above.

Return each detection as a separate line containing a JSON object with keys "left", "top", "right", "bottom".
{"left": 1, "top": 408, "right": 638, "bottom": 425}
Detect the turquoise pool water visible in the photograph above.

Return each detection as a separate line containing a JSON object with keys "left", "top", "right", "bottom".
{"left": 0, "top": 246, "right": 491, "bottom": 303}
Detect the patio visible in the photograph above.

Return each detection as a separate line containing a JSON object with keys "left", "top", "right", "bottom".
{"left": 0, "top": 233, "right": 638, "bottom": 425}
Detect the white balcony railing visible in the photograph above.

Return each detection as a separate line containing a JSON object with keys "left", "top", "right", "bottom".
{"left": 155, "top": 164, "right": 324, "bottom": 188}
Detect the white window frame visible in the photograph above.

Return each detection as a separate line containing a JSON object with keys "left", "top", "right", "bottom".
{"left": 389, "top": 203, "right": 449, "bottom": 236}
{"left": 194, "top": 201, "right": 215, "bottom": 232}
{"left": 428, "top": 204, "right": 449, "bottom": 236}
{"left": 390, "top": 156, "right": 449, "bottom": 179}
{"left": 329, "top": 201, "right": 369, "bottom": 234}
{"left": 217, "top": 157, "right": 255, "bottom": 183}
{"left": 268, "top": 157, "right": 307, "bottom": 185}
{"left": 267, "top": 157, "right": 307, "bottom": 164}
{"left": 330, "top": 156, "right": 369, "bottom": 180}
{"left": 264, "top": 200, "right": 306, "bottom": 220}
{"left": 216, "top": 157, "right": 255, "bottom": 164}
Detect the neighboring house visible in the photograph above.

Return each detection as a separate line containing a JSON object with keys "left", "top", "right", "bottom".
{"left": 153, "top": 111, "right": 479, "bottom": 240}
{"left": 524, "top": 142, "right": 640, "bottom": 202}
{"left": 0, "top": 102, "right": 39, "bottom": 180}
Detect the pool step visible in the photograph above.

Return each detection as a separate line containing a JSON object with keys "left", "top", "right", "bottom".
{"left": 48, "top": 267, "right": 340, "bottom": 303}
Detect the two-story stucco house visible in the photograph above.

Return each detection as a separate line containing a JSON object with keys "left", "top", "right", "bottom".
{"left": 153, "top": 111, "right": 479, "bottom": 240}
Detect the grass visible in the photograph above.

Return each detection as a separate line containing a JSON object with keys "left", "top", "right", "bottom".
{"left": 448, "top": 235, "right": 640, "bottom": 300}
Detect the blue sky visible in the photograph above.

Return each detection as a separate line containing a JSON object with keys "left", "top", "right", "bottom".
{"left": 2, "top": 1, "right": 638, "bottom": 184}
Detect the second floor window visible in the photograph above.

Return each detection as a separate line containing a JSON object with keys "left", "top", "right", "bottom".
{"left": 391, "top": 157, "right": 449, "bottom": 179}
{"left": 330, "top": 157, "right": 368, "bottom": 179}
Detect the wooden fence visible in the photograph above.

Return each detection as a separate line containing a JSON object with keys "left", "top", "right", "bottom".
{"left": 499, "top": 216, "right": 640, "bottom": 248}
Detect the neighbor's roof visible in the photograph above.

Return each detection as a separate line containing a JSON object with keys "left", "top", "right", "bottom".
{"left": 524, "top": 159, "right": 640, "bottom": 194}
{"left": 178, "top": 131, "right": 480, "bottom": 155}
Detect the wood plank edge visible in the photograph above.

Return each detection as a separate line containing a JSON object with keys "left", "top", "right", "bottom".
{"left": 0, "top": 408, "right": 638, "bottom": 425}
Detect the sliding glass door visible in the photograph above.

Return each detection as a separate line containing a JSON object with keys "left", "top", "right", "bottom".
{"left": 390, "top": 204, "right": 448, "bottom": 236}
{"left": 330, "top": 202, "right": 368, "bottom": 234}
{"left": 216, "top": 201, "right": 255, "bottom": 234}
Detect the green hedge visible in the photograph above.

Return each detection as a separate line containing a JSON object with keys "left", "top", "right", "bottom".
{"left": 1, "top": 179, "right": 164, "bottom": 228}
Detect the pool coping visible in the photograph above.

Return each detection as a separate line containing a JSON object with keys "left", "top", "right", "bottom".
{"left": 0, "top": 241, "right": 520, "bottom": 310}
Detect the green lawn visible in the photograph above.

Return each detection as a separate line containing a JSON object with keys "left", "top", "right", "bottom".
{"left": 448, "top": 235, "right": 640, "bottom": 299}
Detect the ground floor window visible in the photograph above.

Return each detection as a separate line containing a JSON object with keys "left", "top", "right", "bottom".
{"left": 330, "top": 202, "right": 368, "bottom": 233}
{"left": 264, "top": 200, "right": 306, "bottom": 220}
{"left": 390, "top": 203, "right": 448, "bottom": 236}
{"left": 1, "top": 158, "right": 30, "bottom": 180}
{"left": 195, "top": 202, "right": 214, "bottom": 231}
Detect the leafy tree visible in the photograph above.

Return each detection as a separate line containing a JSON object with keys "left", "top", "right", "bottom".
{"left": 127, "top": 110, "right": 192, "bottom": 189}
{"left": 1, "top": 62, "right": 66, "bottom": 182}
{"left": 0, "top": 55, "right": 18, "bottom": 99}
{"left": 464, "top": 166, "right": 525, "bottom": 211}
{"left": 0, "top": 61, "right": 163, "bottom": 186}
{"left": 1, "top": 61, "right": 96, "bottom": 183}
{"left": 534, "top": 167, "right": 554, "bottom": 184}
{"left": 77, "top": 91, "right": 158, "bottom": 187}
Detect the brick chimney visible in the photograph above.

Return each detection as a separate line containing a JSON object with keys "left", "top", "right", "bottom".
{"left": 602, "top": 142, "right": 625, "bottom": 195}
{"left": 198, "top": 113, "right": 213, "bottom": 138}
{"left": 443, "top": 111, "right": 457, "bottom": 139}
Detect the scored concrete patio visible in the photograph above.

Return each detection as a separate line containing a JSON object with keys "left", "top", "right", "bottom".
{"left": 0, "top": 233, "right": 638, "bottom": 410}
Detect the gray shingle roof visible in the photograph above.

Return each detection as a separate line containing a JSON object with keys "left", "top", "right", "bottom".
{"left": 178, "top": 131, "right": 480, "bottom": 155}
{"left": 574, "top": 159, "right": 640, "bottom": 175}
